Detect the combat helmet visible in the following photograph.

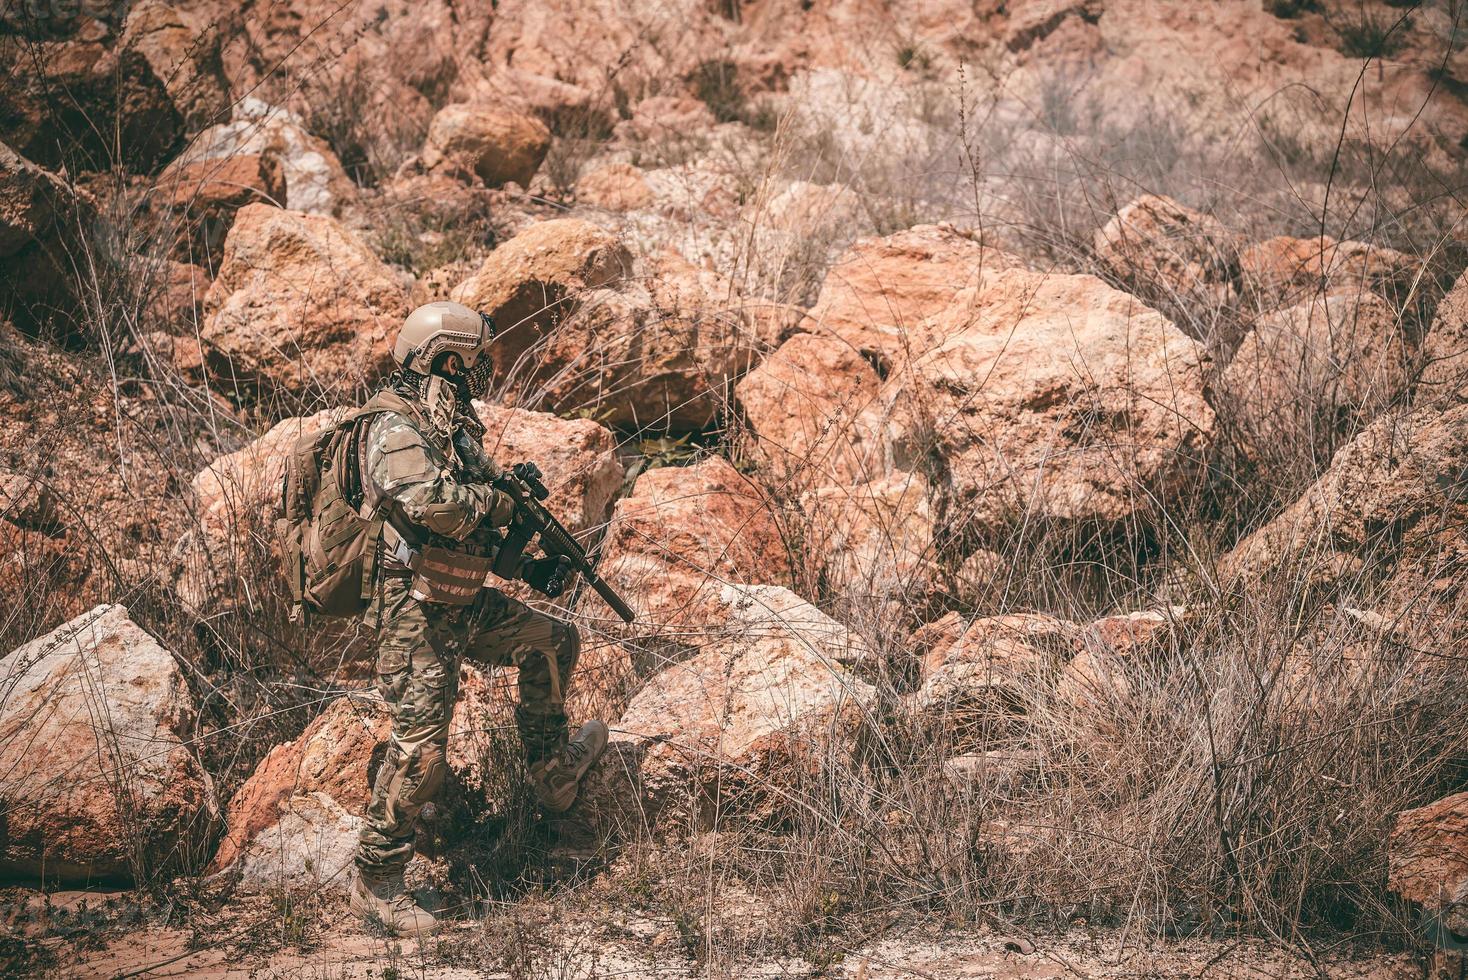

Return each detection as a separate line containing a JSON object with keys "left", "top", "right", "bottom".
{"left": 393, "top": 301, "right": 496, "bottom": 397}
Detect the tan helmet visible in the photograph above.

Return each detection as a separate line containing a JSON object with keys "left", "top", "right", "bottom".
{"left": 392, "top": 301, "right": 495, "bottom": 377}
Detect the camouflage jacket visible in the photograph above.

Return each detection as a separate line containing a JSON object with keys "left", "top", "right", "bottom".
{"left": 361, "top": 385, "right": 515, "bottom": 548}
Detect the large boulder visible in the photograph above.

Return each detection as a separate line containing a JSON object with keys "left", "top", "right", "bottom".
{"left": 0, "top": 2, "right": 227, "bottom": 173}
{"left": 591, "top": 456, "right": 793, "bottom": 635}
{"left": 0, "top": 31, "right": 179, "bottom": 173}
{"left": 593, "top": 583, "right": 876, "bottom": 827}
{"left": 184, "top": 99, "right": 356, "bottom": 218}
{"left": 0, "top": 605, "right": 217, "bottom": 884}
{"left": 1221, "top": 290, "right": 1408, "bottom": 451}
{"left": 201, "top": 203, "right": 409, "bottom": 408}
{"left": 481, "top": 0, "right": 722, "bottom": 107}
{"left": 153, "top": 153, "right": 287, "bottom": 269}
{"left": 576, "top": 163, "right": 654, "bottom": 212}
{"left": 207, "top": 0, "right": 477, "bottom": 188}
{"left": 1220, "top": 404, "right": 1468, "bottom": 639}
{"left": 1239, "top": 235, "right": 1416, "bottom": 303}
{"left": 0, "top": 141, "right": 99, "bottom": 333}
{"left": 451, "top": 218, "right": 632, "bottom": 390}
{"left": 207, "top": 666, "right": 501, "bottom": 892}
{"left": 1390, "top": 792, "right": 1468, "bottom": 938}
{"left": 454, "top": 225, "right": 762, "bottom": 428}
{"left": 808, "top": 224, "right": 1022, "bottom": 364}
{"left": 882, "top": 268, "right": 1214, "bottom": 542}
{"left": 421, "top": 103, "right": 551, "bottom": 188}
{"left": 1418, "top": 267, "right": 1468, "bottom": 406}
{"left": 1092, "top": 194, "right": 1238, "bottom": 310}
{"left": 541, "top": 252, "right": 764, "bottom": 427}
{"left": 799, "top": 470, "right": 937, "bottom": 606}
{"left": 473, "top": 402, "right": 624, "bottom": 537}
{"left": 462, "top": 67, "right": 615, "bottom": 135}
{"left": 735, "top": 330, "right": 889, "bottom": 489}
{"left": 911, "top": 611, "right": 1079, "bottom": 745}
{"left": 119, "top": 1, "right": 231, "bottom": 133}
{"left": 0, "top": 470, "right": 58, "bottom": 531}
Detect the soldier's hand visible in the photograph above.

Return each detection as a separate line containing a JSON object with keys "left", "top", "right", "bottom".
{"left": 521, "top": 554, "right": 572, "bottom": 598}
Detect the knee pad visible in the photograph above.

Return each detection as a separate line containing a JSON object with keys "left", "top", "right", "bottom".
{"left": 405, "top": 740, "right": 447, "bottom": 806}
{"left": 555, "top": 622, "right": 581, "bottom": 675}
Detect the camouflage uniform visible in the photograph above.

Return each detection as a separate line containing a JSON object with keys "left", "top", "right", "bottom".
{"left": 353, "top": 393, "right": 580, "bottom": 879}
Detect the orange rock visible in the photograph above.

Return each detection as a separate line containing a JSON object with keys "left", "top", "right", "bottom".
{"left": 577, "top": 163, "right": 654, "bottom": 212}
{"left": 202, "top": 203, "right": 409, "bottom": 407}
{"left": 145, "top": 260, "right": 209, "bottom": 333}
{"left": 884, "top": 267, "right": 1214, "bottom": 538}
{"left": 452, "top": 218, "right": 632, "bottom": 390}
{"left": 607, "top": 583, "right": 875, "bottom": 821}
{"left": 1219, "top": 403, "right": 1468, "bottom": 630}
{"left": 736, "top": 330, "right": 888, "bottom": 489}
{"left": 1418, "top": 267, "right": 1468, "bottom": 406}
{"left": 809, "top": 224, "right": 1022, "bottom": 363}
{"left": 456, "top": 226, "right": 763, "bottom": 428}
{"left": 1239, "top": 235, "right": 1415, "bottom": 301}
{"left": 1389, "top": 791, "right": 1468, "bottom": 916}
{"left": 0, "top": 605, "right": 218, "bottom": 884}
{"left": 1222, "top": 290, "right": 1408, "bottom": 450}
{"left": 474, "top": 402, "right": 624, "bottom": 536}
{"left": 207, "top": 664, "right": 504, "bottom": 891}
{"left": 422, "top": 102, "right": 551, "bottom": 188}
{"left": 1093, "top": 194, "right": 1238, "bottom": 304}
{"left": 800, "top": 470, "right": 936, "bottom": 603}
{"left": 592, "top": 456, "right": 792, "bottom": 633}
{"left": 155, "top": 154, "right": 286, "bottom": 268}
{"left": 912, "top": 612, "right": 1079, "bottom": 744}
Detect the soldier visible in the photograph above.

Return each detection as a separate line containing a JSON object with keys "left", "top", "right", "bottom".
{"left": 349, "top": 301, "right": 608, "bottom": 936}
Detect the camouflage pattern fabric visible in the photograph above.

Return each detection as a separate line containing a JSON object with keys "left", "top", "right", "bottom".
{"left": 363, "top": 410, "right": 513, "bottom": 540}
{"left": 355, "top": 572, "right": 581, "bottom": 877}
{"left": 353, "top": 383, "right": 579, "bottom": 878}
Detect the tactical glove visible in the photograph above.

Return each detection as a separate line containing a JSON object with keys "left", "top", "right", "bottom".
{"left": 521, "top": 554, "right": 573, "bottom": 598}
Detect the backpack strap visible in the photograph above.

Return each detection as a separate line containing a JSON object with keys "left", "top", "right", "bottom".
{"left": 286, "top": 527, "right": 308, "bottom": 625}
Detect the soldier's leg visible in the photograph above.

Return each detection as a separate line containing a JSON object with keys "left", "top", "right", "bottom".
{"left": 464, "top": 590, "right": 581, "bottom": 766}
{"left": 356, "top": 578, "right": 463, "bottom": 879}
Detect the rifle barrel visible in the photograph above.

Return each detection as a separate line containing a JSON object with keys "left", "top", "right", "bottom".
{"left": 585, "top": 570, "right": 637, "bottom": 623}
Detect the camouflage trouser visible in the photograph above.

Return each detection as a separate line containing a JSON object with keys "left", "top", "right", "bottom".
{"left": 355, "top": 575, "right": 581, "bottom": 877}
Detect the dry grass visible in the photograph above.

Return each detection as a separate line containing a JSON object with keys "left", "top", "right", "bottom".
{"left": 4, "top": 12, "right": 1468, "bottom": 975}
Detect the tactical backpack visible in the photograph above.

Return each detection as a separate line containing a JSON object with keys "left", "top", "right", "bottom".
{"left": 277, "top": 391, "right": 419, "bottom": 623}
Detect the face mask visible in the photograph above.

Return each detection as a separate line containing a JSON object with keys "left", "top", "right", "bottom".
{"left": 462, "top": 357, "right": 492, "bottom": 400}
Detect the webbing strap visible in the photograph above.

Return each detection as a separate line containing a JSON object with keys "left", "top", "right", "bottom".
{"left": 286, "top": 529, "right": 306, "bottom": 624}
{"left": 360, "top": 511, "right": 386, "bottom": 602}
{"left": 543, "top": 649, "right": 563, "bottom": 707}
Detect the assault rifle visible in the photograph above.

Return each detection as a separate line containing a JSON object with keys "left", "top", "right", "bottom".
{"left": 490, "top": 462, "right": 636, "bottom": 623}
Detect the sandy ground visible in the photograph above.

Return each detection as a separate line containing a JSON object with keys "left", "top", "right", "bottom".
{"left": 3, "top": 887, "right": 1429, "bottom": 979}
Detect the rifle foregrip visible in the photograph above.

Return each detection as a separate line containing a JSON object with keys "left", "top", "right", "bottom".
{"left": 538, "top": 520, "right": 584, "bottom": 562}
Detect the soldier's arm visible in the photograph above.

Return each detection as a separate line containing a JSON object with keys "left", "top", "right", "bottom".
{"left": 366, "top": 415, "right": 516, "bottom": 539}
{"left": 454, "top": 429, "right": 505, "bottom": 485}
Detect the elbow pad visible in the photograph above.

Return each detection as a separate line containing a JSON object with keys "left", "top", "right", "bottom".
{"left": 420, "top": 502, "right": 478, "bottom": 538}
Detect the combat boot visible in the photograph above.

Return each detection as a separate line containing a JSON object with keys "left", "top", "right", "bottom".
{"left": 528, "top": 719, "right": 609, "bottom": 813}
{"left": 350, "top": 868, "right": 439, "bottom": 937}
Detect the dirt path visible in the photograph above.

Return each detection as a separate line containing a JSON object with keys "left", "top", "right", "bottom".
{"left": 13, "top": 894, "right": 1420, "bottom": 980}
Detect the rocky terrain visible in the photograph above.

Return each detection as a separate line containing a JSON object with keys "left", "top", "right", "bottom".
{"left": 2, "top": 0, "right": 1468, "bottom": 976}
